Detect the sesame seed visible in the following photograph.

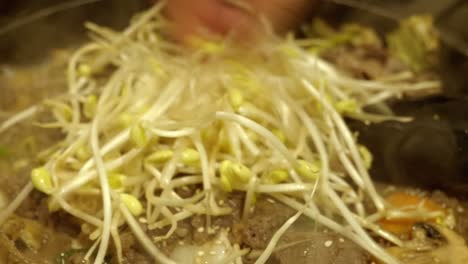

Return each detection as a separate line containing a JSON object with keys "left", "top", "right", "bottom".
{"left": 197, "top": 227, "right": 205, "bottom": 233}
{"left": 267, "top": 198, "right": 276, "bottom": 204}
{"left": 338, "top": 238, "right": 345, "bottom": 243}
{"left": 324, "top": 240, "right": 333, "bottom": 247}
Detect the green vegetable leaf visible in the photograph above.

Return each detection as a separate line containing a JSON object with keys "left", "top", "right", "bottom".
{"left": 387, "top": 15, "right": 439, "bottom": 72}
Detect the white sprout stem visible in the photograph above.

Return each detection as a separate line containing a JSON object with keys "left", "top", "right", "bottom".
{"left": 279, "top": 88, "right": 331, "bottom": 201}
{"left": 56, "top": 196, "right": 102, "bottom": 226}
{"left": 0, "top": 182, "right": 33, "bottom": 225}
{"left": 0, "top": 106, "right": 38, "bottom": 134}
{"left": 144, "top": 178, "right": 158, "bottom": 221}
{"left": 66, "top": 44, "right": 100, "bottom": 134}
{"left": 332, "top": 70, "right": 439, "bottom": 92}
{"left": 160, "top": 140, "right": 185, "bottom": 188}
{"left": 346, "top": 112, "right": 413, "bottom": 123}
{"left": 329, "top": 173, "right": 365, "bottom": 216}
{"left": 144, "top": 163, "right": 162, "bottom": 183}
{"left": 385, "top": 209, "right": 444, "bottom": 220}
{"left": 255, "top": 183, "right": 315, "bottom": 193}
{"left": 123, "top": 1, "right": 166, "bottom": 37}
{"left": 376, "top": 71, "right": 413, "bottom": 82}
{"left": 87, "top": 1, "right": 166, "bottom": 71}
{"left": 328, "top": 113, "right": 384, "bottom": 210}
{"left": 324, "top": 185, "right": 397, "bottom": 263}
{"left": 365, "top": 90, "right": 398, "bottom": 105}
{"left": 234, "top": 123, "right": 260, "bottom": 156}
{"left": 153, "top": 206, "right": 178, "bottom": 241}
{"left": 110, "top": 211, "right": 124, "bottom": 264}
{"left": 54, "top": 133, "right": 87, "bottom": 164}
{"left": 242, "top": 176, "right": 257, "bottom": 221}
{"left": 124, "top": 175, "right": 150, "bottom": 187}
{"left": 67, "top": 43, "right": 101, "bottom": 88}
{"left": 206, "top": 190, "right": 233, "bottom": 216}
{"left": 293, "top": 128, "right": 308, "bottom": 157}
{"left": 303, "top": 53, "right": 439, "bottom": 95}
{"left": 95, "top": 69, "right": 126, "bottom": 109}
{"left": 215, "top": 112, "right": 296, "bottom": 165}
{"left": 75, "top": 188, "right": 101, "bottom": 195}
{"left": 301, "top": 79, "right": 384, "bottom": 211}
{"left": 84, "top": 239, "right": 101, "bottom": 261}
{"left": 254, "top": 211, "right": 302, "bottom": 264}
{"left": 149, "top": 210, "right": 194, "bottom": 229}
{"left": 149, "top": 127, "right": 196, "bottom": 137}
{"left": 328, "top": 120, "right": 366, "bottom": 188}
{"left": 297, "top": 90, "right": 371, "bottom": 233}
{"left": 59, "top": 149, "right": 141, "bottom": 195}
{"left": 226, "top": 122, "right": 242, "bottom": 161}
{"left": 90, "top": 117, "right": 112, "bottom": 264}
{"left": 294, "top": 109, "right": 332, "bottom": 186}
{"left": 239, "top": 104, "right": 280, "bottom": 127}
{"left": 275, "top": 99, "right": 294, "bottom": 134}
{"left": 59, "top": 79, "right": 184, "bottom": 195}
{"left": 120, "top": 204, "right": 176, "bottom": 264}
{"left": 192, "top": 134, "right": 212, "bottom": 191}
{"left": 254, "top": 160, "right": 319, "bottom": 264}
{"left": 357, "top": 216, "right": 404, "bottom": 247}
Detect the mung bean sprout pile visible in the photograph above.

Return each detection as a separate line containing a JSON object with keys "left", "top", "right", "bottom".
{"left": 0, "top": 3, "right": 446, "bottom": 264}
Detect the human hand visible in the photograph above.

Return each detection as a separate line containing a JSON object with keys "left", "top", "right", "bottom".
{"left": 164, "top": 0, "right": 315, "bottom": 42}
